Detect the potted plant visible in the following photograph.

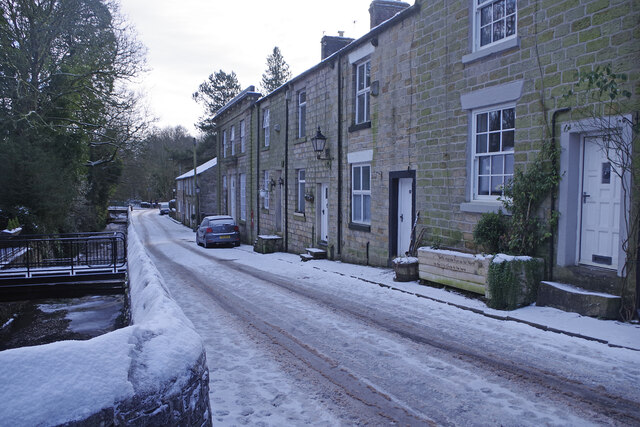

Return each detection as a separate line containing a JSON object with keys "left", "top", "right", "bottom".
{"left": 392, "top": 255, "right": 419, "bottom": 282}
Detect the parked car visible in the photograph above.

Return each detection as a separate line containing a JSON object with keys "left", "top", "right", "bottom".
{"left": 158, "top": 202, "right": 170, "bottom": 215}
{"left": 196, "top": 215, "right": 240, "bottom": 248}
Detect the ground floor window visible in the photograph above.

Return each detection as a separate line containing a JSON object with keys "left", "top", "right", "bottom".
{"left": 297, "top": 169, "right": 305, "bottom": 213}
{"left": 351, "top": 163, "right": 371, "bottom": 224}
{"left": 473, "top": 105, "right": 515, "bottom": 199}
{"left": 240, "top": 173, "right": 246, "bottom": 220}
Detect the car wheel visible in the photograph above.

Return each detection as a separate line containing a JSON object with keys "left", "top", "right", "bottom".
{"left": 235, "top": 241, "right": 241, "bottom": 247}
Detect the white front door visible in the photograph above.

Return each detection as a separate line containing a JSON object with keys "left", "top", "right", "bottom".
{"left": 320, "top": 183, "right": 329, "bottom": 242}
{"left": 579, "top": 136, "right": 621, "bottom": 268}
{"left": 397, "top": 178, "right": 413, "bottom": 256}
{"left": 230, "top": 175, "right": 236, "bottom": 220}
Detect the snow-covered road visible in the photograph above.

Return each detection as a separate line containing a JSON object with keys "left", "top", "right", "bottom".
{"left": 133, "top": 210, "right": 640, "bottom": 426}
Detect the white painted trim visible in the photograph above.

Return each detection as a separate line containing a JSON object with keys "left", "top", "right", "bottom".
{"left": 348, "top": 43, "right": 375, "bottom": 64}
{"left": 460, "top": 80, "right": 524, "bottom": 110}
{"left": 347, "top": 149, "right": 373, "bottom": 164}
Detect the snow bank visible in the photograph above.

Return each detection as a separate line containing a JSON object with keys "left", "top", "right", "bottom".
{"left": 0, "top": 221, "right": 211, "bottom": 426}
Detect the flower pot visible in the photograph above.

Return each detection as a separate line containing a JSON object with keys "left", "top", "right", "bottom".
{"left": 393, "top": 257, "right": 419, "bottom": 282}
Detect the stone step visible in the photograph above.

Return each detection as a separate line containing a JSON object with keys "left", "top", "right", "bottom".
{"left": 299, "top": 253, "right": 314, "bottom": 262}
{"left": 552, "top": 265, "right": 622, "bottom": 295}
{"left": 536, "top": 281, "right": 621, "bottom": 320}
{"left": 305, "top": 247, "right": 327, "bottom": 259}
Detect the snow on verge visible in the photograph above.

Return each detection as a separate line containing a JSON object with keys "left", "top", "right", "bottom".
{"left": 0, "top": 222, "right": 208, "bottom": 426}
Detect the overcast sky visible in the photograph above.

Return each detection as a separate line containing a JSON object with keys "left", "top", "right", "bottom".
{"left": 118, "top": 0, "right": 377, "bottom": 136}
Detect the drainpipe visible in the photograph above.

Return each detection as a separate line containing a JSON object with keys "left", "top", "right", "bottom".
{"left": 285, "top": 90, "right": 290, "bottom": 251}
{"left": 337, "top": 54, "right": 343, "bottom": 256}
{"left": 256, "top": 106, "right": 261, "bottom": 236}
{"left": 549, "top": 107, "right": 571, "bottom": 280}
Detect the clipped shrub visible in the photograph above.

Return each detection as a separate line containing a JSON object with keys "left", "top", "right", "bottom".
{"left": 473, "top": 210, "right": 508, "bottom": 254}
{"left": 486, "top": 255, "right": 544, "bottom": 310}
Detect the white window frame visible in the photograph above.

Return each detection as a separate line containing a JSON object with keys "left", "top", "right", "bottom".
{"left": 298, "top": 90, "right": 306, "bottom": 138}
{"left": 355, "top": 61, "right": 371, "bottom": 125}
{"left": 239, "top": 173, "right": 246, "bottom": 220}
{"left": 240, "top": 120, "right": 246, "bottom": 153}
{"left": 474, "top": 0, "right": 517, "bottom": 51}
{"left": 222, "top": 130, "right": 227, "bottom": 158}
{"left": 296, "top": 169, "right": 305, "bottom": 213}
{"left": 230, "top": 125, "right": 236, "bottom": 156}
{"left": 472, "top": 104, "right": 515, "bottom": 200}
{"left": 351, "top": 163, "right": 371, "bottom": 225}
{"left": 263, "top": 108, "right": 270, "bottom": 147}
{"left": 263, "top": 170, "right": 270, "bottom": 210}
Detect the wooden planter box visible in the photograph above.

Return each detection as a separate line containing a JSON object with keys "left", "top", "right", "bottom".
{"left": 418, "top": 247, "right": 544, "bottom": 310}
{"left": 418, "top": 247, "right": 491, "bottom": 295}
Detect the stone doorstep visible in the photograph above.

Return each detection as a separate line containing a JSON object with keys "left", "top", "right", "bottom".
{"left": 300, "top": 253, "right": 314, "bottom": 262}
{"left": 305, "top": 248, "right": 327, "bottom": 259}
{"left": 537, "top": 281, "right": 621, "bottom": 320}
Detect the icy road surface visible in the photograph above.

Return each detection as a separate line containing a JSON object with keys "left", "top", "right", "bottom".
{"left": 133, "top": 210, "right": 640, "bottom": 426}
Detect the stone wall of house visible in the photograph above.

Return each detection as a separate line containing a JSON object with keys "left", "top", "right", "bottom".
{"left": 339, "top": 7, "right": 420, "bottom": 266}
{"left": 257, "top": 91, "right": 288, "bottom": 240}
{"left": 287, "top": 64, "right": 340, "bottom": 255}
{"left": 216, "top": 94, "right": 259, "bottom": 244}
{"left": 199, "top": 168, "right": 219, "bottom": 219}
{"left": 410, "top": 0, "right": 639, "bottom": 254}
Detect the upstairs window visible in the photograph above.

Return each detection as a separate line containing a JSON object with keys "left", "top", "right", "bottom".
{"left": 355, "top": 61, "right": 371, "bottom": 124}
{"left": 473, "top": 105, "right": 515, "bottom": 199}
{"left": 230, "top": 125, "right": 236, "bottom": 156}
{"left": 475, "top": 0, "right": 517, "bottom": 49}
{"left": 263, "top": 108, "right": 270, "bottom": 147}
{"left": 240, "top": 120, "right": 246, "bottom": 153}
{"left": 298, "top": 90, "right": 306, "bottom": 138}
{"left": 222, "top": 130, "right": 227, "bottom": 158}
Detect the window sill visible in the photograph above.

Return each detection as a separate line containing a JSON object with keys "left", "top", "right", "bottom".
{"left": 294, "top": 137, "right": 307, "bottom": 144}
{"left": 293, "top": 211, "right": 306, "bottom": 221}
{"left": 349, "top": 222, "right": 371, "bottom": 232}
{"left": 348, "top": 122, "right": 372, "bottom": 133}
{"left": 462, "top": 37, "right": 520, "bottom": 65}
{"left": 460, "top": 200, "right": 507, "bottom": 214}
{"left": 261, "top": 146, "right": 270, "bottom": 151}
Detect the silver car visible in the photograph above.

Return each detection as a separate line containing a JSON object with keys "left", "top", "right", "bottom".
{"left": 196, "top": 215, "right": 240, "bottom": 248}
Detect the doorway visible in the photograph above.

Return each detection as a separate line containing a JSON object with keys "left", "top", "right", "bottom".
{"left": 578, "top": 136, "right": 621, "bottom": 269}
{"left": 389, "top": 170, "right": 416, "bottom": 259}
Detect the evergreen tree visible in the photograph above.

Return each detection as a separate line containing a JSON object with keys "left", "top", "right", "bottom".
{"left": 260, "top": 46, "right": 292, "bottom": 94}
{"left": 192, "top": 70, "right": 241, "bottom": 133}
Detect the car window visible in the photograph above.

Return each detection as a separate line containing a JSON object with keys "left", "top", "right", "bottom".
{"left": 209, "top": 219, "right": 235, "bottom": 226}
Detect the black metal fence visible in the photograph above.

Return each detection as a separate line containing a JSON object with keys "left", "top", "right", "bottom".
{"left": 0, "top": 232, "right": 126, "bottom": 278}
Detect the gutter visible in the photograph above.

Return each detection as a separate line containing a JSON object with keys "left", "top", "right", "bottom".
{"left": 337, "top": 55, "right": 343, "bottom": 256}
{"left": 285, "top": 90, "right": 290, "bottom": 251}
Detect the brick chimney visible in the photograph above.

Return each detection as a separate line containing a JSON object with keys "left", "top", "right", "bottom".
{"left": 369, "top": 0, "right": 410, "bottom": 29}
{"left": 321, "top": 32, "right": 355, "bottom": 60}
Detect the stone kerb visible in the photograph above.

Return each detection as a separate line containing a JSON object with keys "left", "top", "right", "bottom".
{"left": 0, "top": 217, "right": 212, "bottom": 426}
{"left": 418, "top": 246, "right": 492, "bottom": 295}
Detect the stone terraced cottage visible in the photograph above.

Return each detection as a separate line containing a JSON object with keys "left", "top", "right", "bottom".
{"left": 186, "top": 0, "right": 639, "bottom": 317}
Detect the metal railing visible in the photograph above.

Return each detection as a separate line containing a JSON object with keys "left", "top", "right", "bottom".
{"left": 0, "top": 232, "right": 126, "bottom": 278}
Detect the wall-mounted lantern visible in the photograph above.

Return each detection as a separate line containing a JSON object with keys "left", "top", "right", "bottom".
{"left": 311, "top": 126, "right": 332, "bottom": 163}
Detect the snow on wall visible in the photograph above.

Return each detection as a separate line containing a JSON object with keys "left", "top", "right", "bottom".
{"left": 0, "top": 222, "right": 212, "bottom": 426}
